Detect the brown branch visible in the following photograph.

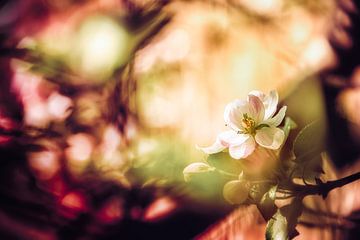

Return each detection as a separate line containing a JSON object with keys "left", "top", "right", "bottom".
{"left": 294, "top": 172, "right": 360, "bottom": 198}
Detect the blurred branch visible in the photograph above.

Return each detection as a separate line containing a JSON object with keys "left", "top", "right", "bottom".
{"left": 0, "top": 48, "right": 27, "bottom": 58}
{"left": 298, "top": 220, "right": 354, "bottom": 230}
{"left": 303, "top": 205, "right": 360, "bottom": 226}
{"left": 290, "top": 172, "right": 360, "bottom": 198}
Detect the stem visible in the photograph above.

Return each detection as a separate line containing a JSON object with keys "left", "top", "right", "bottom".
{"left": 251, "top": 180, "right": 276, "bottom": 184}
{"left": 296, "top": 171, "right": 360, "bottom": 198}
{"left": 277, "top": 188, "right": 293, "bottom": 194}
{"left": 303, "top": 205, "right": 360, "bottom": 225}
{"left": 275, "top": 195, "right": 293, "bottom": 200}
{"left": 298, "top": 220, "right": 354, "bottom": 230}
{"left": 216, "top": 169, "right": 238, "bottom": 178}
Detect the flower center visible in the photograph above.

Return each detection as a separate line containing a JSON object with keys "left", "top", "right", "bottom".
{"left": 241, "top": 113, "right": 256, "bottom": 134}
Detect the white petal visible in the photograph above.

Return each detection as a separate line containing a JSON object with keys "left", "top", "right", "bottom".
{"left": 218, "top": 130, "right": 248, "bottom": 146}
{"left": 255, "top": 127, "right": 285, "bottom": 150}
{"left": 224, "top": 102, "right": 232, "bottom": 124}
{"left": 224, "top": 100, "right": 248, "bottom": 131}
{"left": 196, "top": 139, "right": 226, "bottom": 154}
{"left": 247, "top": 95, "right": 265, "bottom": 123}
{"left": 262, "top": 106, "right": 287, "bottom": 127}
{"left": 229, "top": 136, "right": 255, "bottom": 159}
{"left": 249, "top": 90, "right": 278, "bottom": 119}
{"left": 249, "top": 90, "right": 266, "bottom": 100}
{"left": 197, "top": 130, "right": 242, "bottom": 154}
{"left": 224, "top": 102, "right": 240, "bottom": 131}
{"left": 264, "top": 90, "right": 279, "bottom": 119}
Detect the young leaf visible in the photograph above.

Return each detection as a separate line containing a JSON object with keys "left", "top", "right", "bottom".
{"left": 282, "top": 117, "right": 297, "bottom": 144}
{"left": 266, "top": 210, "right": 288, "bottom": 240}
{"left": 279, "top": 117, "right": 297, "bottom": 175}
{"left": 265, "top": 198, "right": 303, "bottom": 240}
{"left": 257, "top": 185, "right": 278, "bottom": 221}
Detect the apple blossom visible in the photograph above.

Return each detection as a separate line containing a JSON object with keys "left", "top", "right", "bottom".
{"left": 199, "top": 90, "right": 286, "bottom": 159}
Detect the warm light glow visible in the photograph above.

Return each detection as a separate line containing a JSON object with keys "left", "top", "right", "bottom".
{"left": 12, "top": 72, "right": 51, "bottom": 127}
{"left": 97, "top": 198, "right": 124, "bottom": 224}
{"left": 135, "top": 28, "right": 190, "bottom": 73}
{"left": 60, "top": 191, "right": 87, "bottom": 213}
{"left": 65, "top": 133, "right": 94, "bottom": 164}
{"left": 143, "top": 197, "right": 177, "bottom": 221}
{"left": 286, "top": 10, "right": 313, "bottom": 45}
{"left": 301, "top": 37, "right": 334, "bottom": 69}
{"left": 47, "top": 92, "right": 73, "bottom": 121}
{"left": 338, "top": 88, "right": 360, "bottom": 125}
{"left": 74, "top": 92, "right": 102, "bottom": 125}
{"left": 28, "top": 150, "right": 60, "bottom": 180}
{"left": 237, "top": 0, "right": 283, "bottom": 16}
{"left": 159, "top": 29, "right": 190, "bottom": 63}
{"left": 0, "top": 116, "right": 16, "bottom": 131}
{"left": 25, "top": 100, "right": 50, "bottom": 127}
{"left": 0, "top": 136, "right": 11, "bottom": 145}
{"left": 72, "top": 15, "right": 131, "bottom": 81}
{"left": 102, "top": 125, "right": 122, "bottom": 158}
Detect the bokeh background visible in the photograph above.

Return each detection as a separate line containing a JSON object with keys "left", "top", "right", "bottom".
{"left": 1, "top": 0, "right": 360, "bottom": 239}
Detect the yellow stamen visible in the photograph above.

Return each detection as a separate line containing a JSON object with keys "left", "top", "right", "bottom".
{"left": 241, "top": 114, "right": 255, "bottom": 134}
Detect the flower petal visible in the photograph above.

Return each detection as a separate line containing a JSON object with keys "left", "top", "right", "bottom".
{"left": 249, "top": 90, "right": 266, "bottom": 100}
{"left": 224, "top": 102, "right": 239, "bottom": 131}
{"left": 255, "top": 127, "right": 285, "bottom": 149}
{"left": 229, "top": 136, "right": 255, "bottom": 159}
{"left": 196, "top": 139, "right": 226, "bottom": 154}
{"left": 247, "top": 95, "right": 265, "bottom": 123}
{"left": 218, "top": 130, "right": 248, "bottom": 146}
{"left": 262, "top": 106, "right": 287, "bottom": 127}
{"left": 250, "top": 90, "right": 279, "bottom": 120}
{"left": 224, "top": 100, "right": 248, "bottom": 131}
{"left": 264, "top": 90, "right": 279, "bottom": 119}
{"left": 197, "top": 130, "right": 244, "bottom": 154}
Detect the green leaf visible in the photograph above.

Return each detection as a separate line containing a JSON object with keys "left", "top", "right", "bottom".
{"left": 265, "top": 198, "right": 303, "bottom": 240}
{"left": 249, "top": 182, "right": 272, "bottom": 202}
{"left": 291, "top": 121, "right": 326, "bottom": 182}
{"left": 282, "top": 117, "right": 297, "bottom": 143}
{"left": 207, "top": 152, "right": 243, "bottom": 174}
{"left": 257, "top": 185, "right": 278, "bottom": 221}
{"left": 293, "top": 121, "right": 325, "bottom": 162}
{"left": 266, "top": 210, "right": 288, "bottom": 240}
{"left": 291, "top": 156, "right": 324, "bottom": 184}
{"left": 278, "top": 117, "right": 297, "bottom": 175}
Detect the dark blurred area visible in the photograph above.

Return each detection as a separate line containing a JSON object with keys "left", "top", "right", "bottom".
{"left": 0, "top": 1, "right": 231, "bottom": 239}
{"left": 322, "top": 0, "right": 360, "bottom": 169}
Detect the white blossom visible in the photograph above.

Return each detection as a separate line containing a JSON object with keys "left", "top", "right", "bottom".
{"left": 199, "top": 90, "right": 286, "bottom": 159}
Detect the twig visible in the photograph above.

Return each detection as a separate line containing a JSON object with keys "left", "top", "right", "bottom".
{"left": 295, "top": 172, "right": 360, "bottom": 198}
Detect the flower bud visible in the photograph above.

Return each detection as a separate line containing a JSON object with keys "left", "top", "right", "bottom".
{"left": 183, "top": 162, "right": 214, "bottom": 182}
{"left": 223, "top": 180, "right": 249, "bottom": 204}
